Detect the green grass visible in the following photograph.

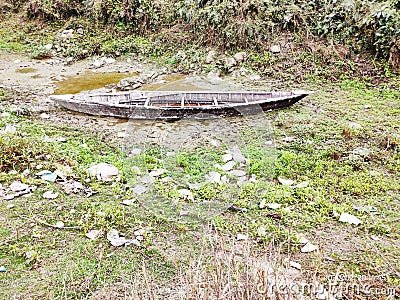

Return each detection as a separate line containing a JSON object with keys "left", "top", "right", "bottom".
{"left": 0, "top": 82, "right": 399, "bottom": 298}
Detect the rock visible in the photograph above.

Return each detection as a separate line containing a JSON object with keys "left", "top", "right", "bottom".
{"left": 107, "top": 229, "right": 128, "bottom": 247}
{"left": 301, "top": 242, "right": 318, "bottom": 253}
{"left": 222, "top": 153, "right": 233, "bottom": 162}
{"left": 3, "top": 124, "right": 17, "bottom": 134}
{"left": 277, "top": 177, "right": 295, "bottom": 186}
{"left": 236, "top": 234, "right": 248, "bottom": 241}
{"left": 92, "top": 60, "right": 103, "bottom": 68}
{"left": 178, "top": 189, "right": 194, "bottom": 201}
{"left": 66, "top": 57, "right": 74, "bottom": 64}
{"left": 224, "top": 56, "right": 237, "bottom": 68}
{"left": 104, "top": 57, "right": 116, "bottom": 64}
{"left": 44, "top": 44, "right": 53, "bottom": 50}
{"left": 348, "top": 122, "right": 362, "bottom": 129}
{"left": 86, "top": 230, "right": 102, "bottom": 240}
{"left": 122, "top": 199, "right": 136, "bottom": 206}
{"left": 60, "top": 29, "right": 74, "bottom": 39}
{"left": 141, "top": 175, "right": 155, "bottom": 184}
{"left": 352, "top": 147, "right": 369, "bottom": 157}
{"left": 129, "top": 148, "right": 141, "bottom": 156}
{"left": 295, "top": 233, "right": 309, "bottom": 244}
{"left": 295, "top": 181, "right": 309, "bottom": 188}
{"left": 207, "top": 70, "right": 222, "bottom": 84}
{"left": 60, "top": 180, "right": 83, "bottom": 194}
{"left": 289, "top": 261, "right": 302, "bottom": 270}
{"left": 149, "top": 169, "right": 167, "bottom": 177}
{"left": 10, "top": 181, "right": 30, "bottom": 192}
{"left": 132, "top": 185, "right": 147, "bottom": 195}
{"left": 229, "top": 170, "right": 247, "bottom": 177}
{"left": 43, "top": 190, "right": 59, "bottom": 199}
{"left": 205, "top": 50, "right": 217, "bottom": 63}
{"left": 40, "top": 113, "right": 50, "bottom": 119}
{"left": 221, "top": 161, "right": 236, "bottom": 171}
{"left": 233, "top": 52, "right": 247, "bottom": 62}
{"left": 259, "top": 200, "right": 281, "bottom": 210}
{"left": 1, "top": 112, "right": 11, "bottom": 118}
{"left": 87, "top": 163, "right": 119, "bottom": 181}
{"left": 117, "top": 131, "right": 127, "bottom": 138}
{"left": 206, "top": 171, "right": 221, "bottom": 184}
{"left": 270, "top": 45, "right": 281, "bottom": 53}
{"left": 77, "top": 28, "right": 84, "bottom": 35}
{"left": 55, "top": 221, "right": 64, "bottom": 229}
{"left": 339, "top": 213, "right": 362, "bottom": 225}
{"left": 228, "top": 147, "right": 247, "bottom": 163}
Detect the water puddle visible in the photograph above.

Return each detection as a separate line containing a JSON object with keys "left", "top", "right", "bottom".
{"left": 53, "top": 71, "right": 138, "bottom": 95}
{"left": 16, "top": 67, "right": 38, "bottom": 74}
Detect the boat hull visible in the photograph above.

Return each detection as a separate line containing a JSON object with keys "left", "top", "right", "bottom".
{"left": 51, "top": 92, "right": 309, "bottom": 120}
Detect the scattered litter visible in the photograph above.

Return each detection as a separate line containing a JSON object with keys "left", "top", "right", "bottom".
{"left": 132, "top": 185, "right": 147, "bottom": 195}
{"left": 178, "top": 189, "right": 194, "bottom": 201}
{"left": 43, "top": 190, "right": 59, "bottom": 199}
{"left": 54, "top": 221, "right": 64, "bottom": 229}
{"left": 88, "top": 163, "right": 119, "bottom": 181}
{"left": 339, "top": 213, "right": 362, "bottom": 225}
{"left": 7, "top": 204, "right": 14, "bottom": 209}
{"left": 149, "top": 169, "right": 167, "bottom": 177}
{"left": 301, "top": 242, "right": 318, "bottom": 253}
{"left": 278, "top": 177, "right": 295, "bottom": 186}
{"left": 236, "top": 234, "right": 248, "bottom": 241}
{"left": 41, "top": 172, "right": 57, "bottom": 182}
{"left": 259, "top": 200, "right": 281, "bottom": 210}
{"left": 10, "top": 181, "right": 30, "bottom": 192}
{"left": 289, "top": 261, "right": 302, "bottom": 270}
{"left": 22, "top": 169, "right": 30, "bottom": 177}
{"left": 222, "top": 153, "right": 233, "bottom": 162}
{"left": 86, "top": 230, "right": 103, "bottom": 240}
{"left": 122, "top": 199, "right": 136, "bottom": 206}
{"left": 0, "top": 266, "right": 6, "bottom": 272}
{"left": 206, "top": 171, "right": 221, "bottom": 184}
{"left": 221, "top": 161, "right": 236, "bottom": 171}
{"left": 229, "top": 170, "right": 247, "bottom": 177}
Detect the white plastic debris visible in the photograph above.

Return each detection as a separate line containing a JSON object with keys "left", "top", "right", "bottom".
{"left": 229, "top": 170, "right": 247, "bottom": 177}
{"left": 149, "top": 169, "right": 167, "bottom": 177}
{"left": 228, "top": 147, "right": 247, "bottom": 163}
{"left": 339, "top": 213, "right": 362, "bottom": 225}
{"left": 107, "top": 229, "right": 128, "bottom": 247}
{"left": 259, "top": 200, "right": 281, "bottom": 210}
{"left": 222, "top": 153, "right": 233, "bottom": 162}
{"left": 295, "top": 233, "right": 309, "bottom": 245}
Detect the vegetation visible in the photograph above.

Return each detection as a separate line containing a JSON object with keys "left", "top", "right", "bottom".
{"left": 0, "top": 0, "right": 399, "bottom": 69}
{"left": 0, "top": 82, "right": 399, "bottom": 298}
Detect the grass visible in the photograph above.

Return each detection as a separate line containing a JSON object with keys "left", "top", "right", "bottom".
{"left": 0, "top": 80, "right": 399, "bottom": 298}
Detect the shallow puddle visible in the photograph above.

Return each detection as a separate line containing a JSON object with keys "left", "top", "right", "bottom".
{"left": 16, "top": 67, "right": 38, "bottom": 74}
{"left": 53, "top": 71, "right": 138, "bottom": 94}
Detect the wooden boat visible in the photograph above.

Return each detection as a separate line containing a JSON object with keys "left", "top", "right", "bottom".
{"left": 50, "top": 90, "right": 312, "bottom": 120}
